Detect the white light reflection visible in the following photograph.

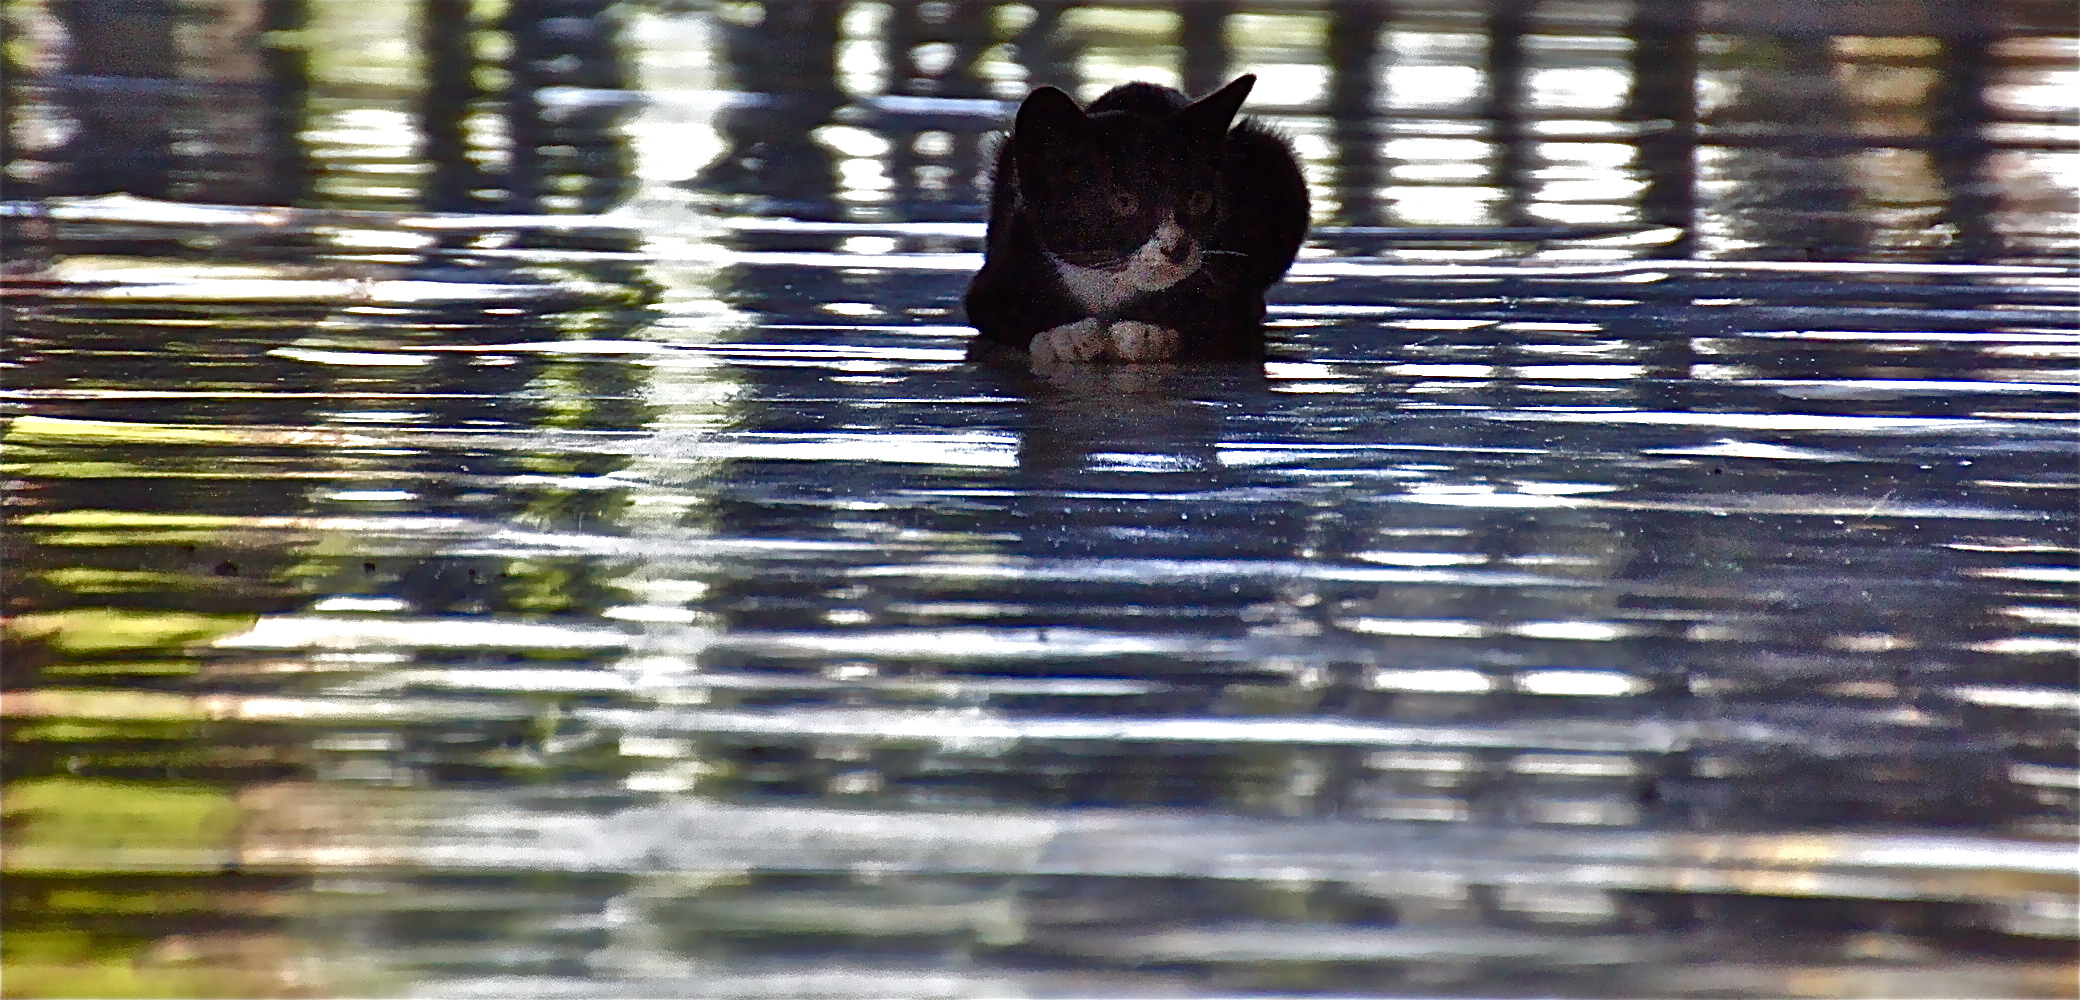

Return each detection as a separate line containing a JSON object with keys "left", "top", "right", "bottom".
{"left": 1509, "top": 482, "right": 1620, "bottom": 496}
{"left": 837, "top": 2, "right": 891, "bottom": 97}
{"left": 1967, "top": 637, "right": 2080, "bottom": 656}
{"left": 1386, "top": 364, "right": 1498, "bottom": 378}
{"left": 1227, "top": 12, "right": 1329, "bottom": 108}
{"left": 1344, "top": 618, "right": 1487, "bottom": 639}
{"left": 1508, "top": 621, "right": 1644, "bottom": 641}
{"left": 1392, "top": 187, "right": 1507, "bottom": 226}
{"left": 1066, "top": 7, "right": 1181, "bottom": 101}
{"left": 326, "top": 490, "right": 418, "bottom": 502}
{"left": 694, "top": 432, "right": 1017, "bottom": 468}
{"left": 1531, "top": 178, "right": 1645, "bottom": 204}
{"left": 1511, "top": 754, "right": 1638, "bottom": 777}
{"left": 814, "top": 125, "right": 891, "bottom": 158}
{"left": 1950, "top": 686, "right": 2080, "bottom": 712}
{"left": 1263, "top": 362, "right": 1339, "bottom": 380}
{"left": 328, "top": 229, "right": 436, "bottom": 250}
{"left": 1399, "top": 488, "right": 1582, "bottom": 510}
{"left": 714, "top": 626, "right": 1237, "bottom": 661}
{"left": 1496, "top": 884, "right": 1623, "bottom": 917}
{"left": 1495, "top": 411, "right": 2000, "bottom": 432}
{"left": 1352, "top": 551, "right": 1488, "bottom": 567}
{"left": 601, "top": 605, "right": 706, "bottom": 624}
{"left": 2004, "top": 605, "right": 2080, "bottom": 628}
{"left": 309, "top": 596, "right": 410, "bottom": 613}
{"left": 1515, "top": 670, "right": 1649, "bottom": 697}
{"left": 910, "top": 40, "right": 957, "bottom": 76}
{"left": 975, "top": 43, "right": 1030, "bottom": 100}
{"left": 1382, "top": 63, "right": 1483, "bottom": 112}
{"left": 1513, "top": 364, "right": 1647, "bottom": 379}
{"left": 1526, "top": 66, "right": 1630, "bottom": 113}
{"left": 838, "top": 158, "right": 894, "bottom": 200}
{"left": 1646, "top": 440, "right": 1849, "bottom": 461}
{"left": 593, "top": 707, "right": 1689, "bottom": 752}
{"left": 214, "top": 617, "right": 637, "bottom": 651}
{"left": 272, "top": 347, "right": 436, "bottom": 367}
{"left": 1245, "top": 65, "right": 1328, "bottom": 108}
{"left": 1369, "top": 668, "right": 1498, "bottom": 694}
{"left": 1967, "top": 567, "right": 2080, "bottom": 583}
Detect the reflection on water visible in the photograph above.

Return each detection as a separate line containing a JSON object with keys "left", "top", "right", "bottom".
{"left": 4, "top": 0, "right": 2078, "bottom": 997}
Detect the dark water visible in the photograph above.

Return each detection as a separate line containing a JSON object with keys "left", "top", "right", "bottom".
{"left": 4, "top": 1, "right": 2078, "bottom": 997}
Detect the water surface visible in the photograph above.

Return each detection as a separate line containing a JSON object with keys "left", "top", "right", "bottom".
{"left": 4, "top": 1, "right": 2078, "bottom": 997}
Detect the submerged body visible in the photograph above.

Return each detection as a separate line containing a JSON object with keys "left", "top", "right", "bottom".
{"left": 964, "top": 75, "right": 1310, "bottom": 365}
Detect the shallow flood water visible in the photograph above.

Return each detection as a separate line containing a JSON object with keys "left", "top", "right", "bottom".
{"left": 4, "top": 1, "right": 2078, "bottom": 997}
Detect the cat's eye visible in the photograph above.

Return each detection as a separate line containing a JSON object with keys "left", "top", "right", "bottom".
{"left": 1111, "top": 189, "right": 1139, "bottom": 216}
{"left": 1186, "top": 191, "right": 1213, "bottom": 217}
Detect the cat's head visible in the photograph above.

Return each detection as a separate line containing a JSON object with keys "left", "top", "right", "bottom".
{"left": 1011, "top": 74, "right": 1255, "bottom": 291}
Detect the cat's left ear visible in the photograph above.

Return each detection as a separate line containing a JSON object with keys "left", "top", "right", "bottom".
{"left": 1177, "top": 73, "right": 1255, "bottom": 138}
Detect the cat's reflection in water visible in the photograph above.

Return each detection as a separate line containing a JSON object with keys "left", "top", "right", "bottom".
{"left": 1020, "top": 363, "right": 1219, "bottom": 476}
{"left": 1009, "top": 362, "right": 1279, "bottom": 565}
{"left": 1026, "top": 358, "right": 1183, "bottom": 397}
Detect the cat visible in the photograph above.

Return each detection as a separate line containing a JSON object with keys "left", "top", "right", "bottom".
{"left": 963, "top": 74, "right": 1309, "bottom": 366}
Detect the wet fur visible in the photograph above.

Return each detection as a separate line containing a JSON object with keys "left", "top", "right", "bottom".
{"left": 964, "top": 75, "right": 1309, "bottom": 364}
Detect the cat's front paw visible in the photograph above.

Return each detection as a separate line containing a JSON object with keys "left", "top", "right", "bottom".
{"left": 1108, "top": 320, "right": 1182, "bottom": 362}
{"left": 1029, "top": 318, "right": 1110, "bottom": 366}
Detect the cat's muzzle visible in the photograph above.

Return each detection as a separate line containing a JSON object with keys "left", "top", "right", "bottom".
{"left": 1122, "top": 216, "right": 1201, "bottom": 291}
{"left": 1123, "top": 249, "right": 1200, "bottom": 292}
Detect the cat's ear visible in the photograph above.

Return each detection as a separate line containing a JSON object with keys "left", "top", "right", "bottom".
{"left": 1178, "top": 73, "right": 1255, "bottom": 138}
{"left": 1013, "top": 86, "right": 1087, "bottom": 190}
{"left": 1015, "top": 86, "right": 1086, "bottom": 141}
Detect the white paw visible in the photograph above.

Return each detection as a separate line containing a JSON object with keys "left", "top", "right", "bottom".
{"left": 1108, "top": 320, "right": 1181, "bottom": 362}
{"left": 1029, "top": 318, "right": 1110, "bottom": 365}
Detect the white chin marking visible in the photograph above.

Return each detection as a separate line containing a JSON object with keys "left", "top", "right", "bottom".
{"left": 1055, "top": 262, "right": 1130, "bottom": 314}
{"left": 1125, "top": 255, "right": 1196, "bottom": 292}
{"left": 1124, "top": 216, "right": 1200, "bottom": 292}
{"left": 1053, "top": 214, "right": 1200, "bottom": 311}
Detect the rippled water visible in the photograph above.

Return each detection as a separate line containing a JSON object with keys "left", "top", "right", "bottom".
{"left": 4, "top": 1, "right": 2079, "bottom": 997}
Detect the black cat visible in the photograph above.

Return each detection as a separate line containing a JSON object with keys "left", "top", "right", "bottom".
{"left": 964, "top": 74, "right": 1309, "bottom": 366}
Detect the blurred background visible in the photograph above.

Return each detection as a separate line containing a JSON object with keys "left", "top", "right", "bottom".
{"left": 6, "top": 0, "right": 2078, "bottom": 254}
{"left": 2, "top": 1, "right": 2077, "bottom": 997}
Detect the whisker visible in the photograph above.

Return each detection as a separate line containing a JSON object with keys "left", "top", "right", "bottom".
{"left": 1202, "top": 249, "right": 1251, "bottom": 258}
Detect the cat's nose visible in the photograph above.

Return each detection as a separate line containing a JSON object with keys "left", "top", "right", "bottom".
{"left": 1162, "top": 240, "right": 1194, "bottom": 264}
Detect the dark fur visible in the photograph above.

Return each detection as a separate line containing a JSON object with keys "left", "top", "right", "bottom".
{"left": 964, "top": 75, "right": 1310, "bottom": 362}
